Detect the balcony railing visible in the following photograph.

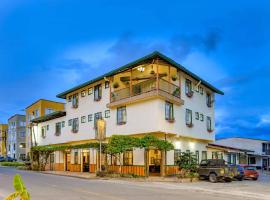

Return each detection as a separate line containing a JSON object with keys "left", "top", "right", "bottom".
{"left": 263, "top": 149, "right": 270, "bottom": 155}
{"left": 109, "top": 78, "right": 183, "bottom": 107}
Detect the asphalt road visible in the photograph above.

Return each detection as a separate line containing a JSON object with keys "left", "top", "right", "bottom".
{"left": 0, "top": 167, "right": 269, "bottom": 200}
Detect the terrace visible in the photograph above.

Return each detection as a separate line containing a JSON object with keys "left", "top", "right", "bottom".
{"left": 107, "top": 59, "right": 184, "bottom": 108}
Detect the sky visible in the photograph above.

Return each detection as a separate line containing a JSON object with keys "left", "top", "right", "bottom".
{"left": 0, "top": 0, "right": 269, "bottom": 140}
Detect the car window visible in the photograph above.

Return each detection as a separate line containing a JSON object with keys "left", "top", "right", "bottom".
{"left": 245, "top": 167, "right": 256, "bottom": 170}
{"left": 200, "top": 160, "right": 208, "bottom": 166}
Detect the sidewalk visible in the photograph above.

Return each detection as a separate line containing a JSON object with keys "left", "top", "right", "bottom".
{"left": 41, "top": 170, "right": 194, "bottom": 182}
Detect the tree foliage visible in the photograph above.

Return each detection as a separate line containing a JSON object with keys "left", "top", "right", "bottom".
{"left": 176, "top": 152, "right": 198, "bottom": 177}
{"left": 4, "top": 174, "right": 30, "bottom": 200}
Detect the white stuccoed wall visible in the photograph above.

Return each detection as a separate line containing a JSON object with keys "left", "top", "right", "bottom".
{"left": 34, "top": 67, "right": 216, "bottom": 152}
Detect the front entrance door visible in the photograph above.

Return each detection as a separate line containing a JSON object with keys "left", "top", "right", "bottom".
{"left": 82, "top": 150, "right": 90, "bottom": 172}
{"left": 49, "top": 153, "right": 54, "bottom": 171}
{"left": 65, "top": 152, "right": 71, "bottom": 171}
{"left": 149, "top": 149, "right": 161, "bottom": 176}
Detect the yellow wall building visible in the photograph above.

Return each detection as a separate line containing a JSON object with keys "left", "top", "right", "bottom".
{"left": 25, "top": 99, "right": 65, "bottom": 155}
{"left": 0, "top": 124, "right": 8, "bottom": 156}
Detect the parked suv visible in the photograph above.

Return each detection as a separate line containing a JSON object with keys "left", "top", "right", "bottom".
{"left": 198, "top": 159, "right": 233, "bottom": 183}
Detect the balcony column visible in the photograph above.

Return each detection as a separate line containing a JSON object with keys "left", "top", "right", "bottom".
{"left": 129, "top": 69, "right": 132, "bottom": 97}
{"left": 156, "top": 60, "right": 159, "bottom": 92}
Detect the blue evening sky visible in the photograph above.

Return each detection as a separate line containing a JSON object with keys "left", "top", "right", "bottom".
{"left": 0, "top": 0, "right": 269, "bottom": 139}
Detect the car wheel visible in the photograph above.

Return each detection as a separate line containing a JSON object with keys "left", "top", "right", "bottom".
{"left": 209, "top": 173, "right": 217, "bottom": 183}
{"left": 237, "top": 177, "right": 243, "bottom": 181}
{"left": 252, "top": 178, "right": 258, "bottom": 181}
{"left": 225, "top": 178, "right": 232, "bottom": 182}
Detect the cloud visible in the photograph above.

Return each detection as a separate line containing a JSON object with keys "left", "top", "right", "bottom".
{"left": 257, "top": 113, "right": 270, "bottom": 127}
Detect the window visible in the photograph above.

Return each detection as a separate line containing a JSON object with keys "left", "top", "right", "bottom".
{"left": 94, "top": 84, "right": 102, "bottom": 101}
{"left": 199, "top": 86, "right": 204, "bottom": 95}
{"left": 207, "top": 116, "right": 213, "bottom": 132}
{"left": 41, "top": 126, "right": 46, "bottom": 139}
{"left": 19, "top": 154, "right": 26, "bottom": 161}
{"left": 72, "top": 118, "right": 79, "bottom": 133}
{"left": 94, "top": 112, "right": 102, "bottom": 129}
{"left": 46, "top": 125, "right": 49, "bottom": 131}
{"left": 174, "top": 149, "right": 181, "bottom": 165}
{"left": 81, "top": 90, "right": 86, "bottom": 97}
{"left": 62, "top": 121, "right": 65, "bottom": 128}
{"left": 74, "top": 151, "right": 78, "bottom": 164}
{"left": 206, "top": 93, "right": 213, "bottom": 107}
{"left": 8, "top": 145, "right": 10, "bottom": 151}
{"left": 117, "top": 107, "right": 127, "bottom": 125}
{"left": 88, "top": 88, "right": 93, "bottom": 95}
{"left": 123, "top": 150, "right": 133, "bottom": 166}
{"left": 45, "top": 108, "right": 54, "bottom": 115}
{"left": 249, "top": 157, "right": 256, "bottom": 165}
{"left": 202, "top": 151, "right": 207, "bottom": 160}
{"left": 55, "top": 122, "right": 61, "bottom": 136}
{"left": 185, "top": 109, "right": 193, "bottom": 127}
{"left": 72, "top": 94, "right": 79, "bottom": 108}
{"left": 105, "top": 81, "right": 110, "bottom": 89}
{"left": 68, "top": 96, "right": 72, "bottom": 102}
{"left": 195, "top": 112, "right": 199, "bottom": 120}
{"left": 68, "top": 119, "right": 72, "bottom": 126}
{"left": 200, "top": 114, "right": 204, "bottom": 121}
{"left": 20, "top": 132, "right": 26, "bottom": 137}
{"left": 81, "top": 116, "right": 86, "bottom": 123}
{"left": 196, "top": 151, "right": 199, "bottom": 164}
{"left": 185, "top": 79, "right": 193, "bottom": 97}
{"left": 165, "top": 102, "right": 174, "bottom": 121}
{"left": 19, "top": 143, "right": 26, "bottom": 148}
{"left": 105, "top": 110, "right": 110, "bottom": 118}
{"left": 13, "top": 144, "right": 16, "bottom": 151}
{"left": 88, "top": 114, "right": 93, "bottom": 122}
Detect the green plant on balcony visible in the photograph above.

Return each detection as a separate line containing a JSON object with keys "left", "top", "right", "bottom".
{"left": 172, "top": 87, "right": 180, "bottom": 97}
{"left": 4, "top": 174, "right": 30, "bottom": 200}
{"left": 133, "top": 85, "right": 142, "bottom": 95}
{"left": 113, "top": 82, "right": 119, "bottom": 89}
{"left": 171, "top": 74, "right": 178, "bottom": 81}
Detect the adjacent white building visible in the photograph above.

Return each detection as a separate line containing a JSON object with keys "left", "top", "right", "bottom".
{"left": 31, "top": 51, "right": 224, "bottom": 175}
{"left": 7, "top": 114, "right": 26, "bottom": 161}
{"left": 215, "top": 137, "right": 270, "bottom": 170}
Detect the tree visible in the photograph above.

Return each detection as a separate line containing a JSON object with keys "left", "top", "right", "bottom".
{"left": 105, "top": 135, "right": 139, "bottom": 174}
{"left": 176, "top": 152, "right": 198, "bottom": 178}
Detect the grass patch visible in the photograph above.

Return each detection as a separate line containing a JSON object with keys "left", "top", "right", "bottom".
{"left": 0, "top": 162, "right": 25, "bottom": 167}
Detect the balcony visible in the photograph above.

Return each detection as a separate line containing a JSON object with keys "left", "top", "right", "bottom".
{"left": 107, "top": 78, "right": 184, "bottom": 108}
{"left": 263, "top": 149, "right": 270, "bottom": 155}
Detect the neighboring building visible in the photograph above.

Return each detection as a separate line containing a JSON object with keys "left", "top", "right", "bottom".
{"left": 207, "top": 143, "right": 253, "bottom": 165}
{"left": 215, "top": 137, "right": 270, "bottom": 170}
{"left": 7, "top": 114, "right": 26, "bottom": 161}
{"left": 31, "top": 51, "right": 223, "bottom": 176}
{"left": 0, "top": 124, "right": 8, "bottom": 156}
{"left": 25, "top": 99, "right": 65, "bottom": 157}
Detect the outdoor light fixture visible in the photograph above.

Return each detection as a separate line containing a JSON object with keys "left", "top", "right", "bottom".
{"left": 137, "top": 66, "right": 145, "bottom": 72}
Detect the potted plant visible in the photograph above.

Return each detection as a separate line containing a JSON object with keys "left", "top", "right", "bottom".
{"left": 113, "top": 82, "right": 119, "bottom": 89}
{"left": 172, "top": 88, "right": 180, "bottom": 97}
{"left": 171, "top": 74, "right": 178, "bottom": 81}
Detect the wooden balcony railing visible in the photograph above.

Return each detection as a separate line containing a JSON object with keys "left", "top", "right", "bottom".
{"left": 108, "top": 78, "right": 183, "bottom": 107}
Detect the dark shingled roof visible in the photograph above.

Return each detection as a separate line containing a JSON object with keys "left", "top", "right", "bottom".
{"left": 57, "top": 51, "right": 224, "bottom": 99}
{"left": 31, "top": 111, "right": 66, "bottom": 123}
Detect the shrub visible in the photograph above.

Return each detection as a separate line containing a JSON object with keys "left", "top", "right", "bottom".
{"left": 0, "top": 162, "right": 25, "bottom": 167}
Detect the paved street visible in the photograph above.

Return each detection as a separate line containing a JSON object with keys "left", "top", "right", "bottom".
{"left": 0, "top": 167, "right": 270, "bottom": 200}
